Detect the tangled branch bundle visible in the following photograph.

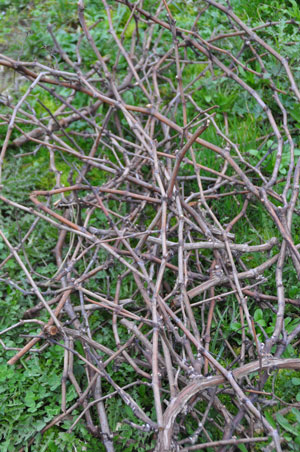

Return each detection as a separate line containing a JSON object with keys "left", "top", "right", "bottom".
{"left": 0, "top": 1, "right": 300, "bottom": 450}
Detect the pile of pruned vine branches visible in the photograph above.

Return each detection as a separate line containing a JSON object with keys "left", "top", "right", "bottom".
{"left": 0, "top": 1, "right": 300, "bottom": 451}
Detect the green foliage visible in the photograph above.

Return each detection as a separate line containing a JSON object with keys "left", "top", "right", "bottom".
{"left": 0, "top": 350, "right": 61, "bottom": 451}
